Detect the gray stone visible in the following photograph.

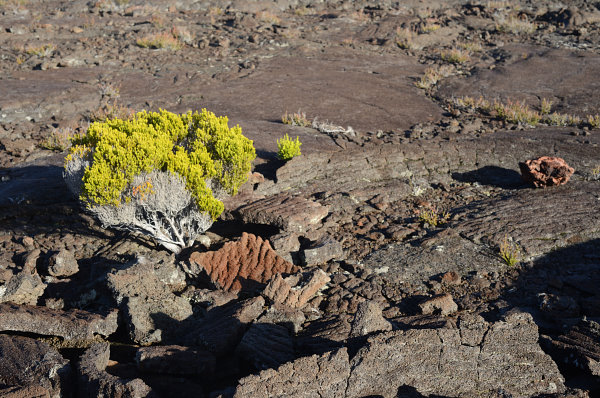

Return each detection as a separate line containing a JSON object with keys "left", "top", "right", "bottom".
{"left": 418, "top": 293, "right": 458, "bottom": 316}
{"left": 78, "top": 343, "right": 153, "bottom": 398}
{"left": 136, "top": 345, "right": 215, "bottom": 376}
{"left": 0, "top": 334, "right": 71, "bottom": 396}
{"left": 350, "top": 300, "right": 392, "bottom": 338}
{"left": 346, "top": 310, "right": 565, "bottom": 397}
{"left": 234, "top": 348, "right": 350, "bottom": 398}
{"left": 106, "top": 256, "right": 193, "bottom": 345}
{"left": 47, "top": 249, "right": 79, "bottom": 277}
{"left": 301, "top": 236, "right": 344, "bottom": 266}
{"left": 258, "top": 302, "right": 306, "bottom": 334}
{"left": 0, "top": 268, "right": 46, "bottom": 305}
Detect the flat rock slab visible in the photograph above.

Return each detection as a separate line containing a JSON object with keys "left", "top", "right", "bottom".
{"left": 362, "top": 230, "right": 498, "bottom": 291}
{"left": 226, "top": 193, "right": 330, "bottom": 233}
{"left": 438, "top": 45, "right": 600, "bottom": 116}
{"left": 235, "top": 311, "right": 564, "bottom": 397}
{"left": 0, "top": 302, "right": 117, "bottom": 341}
{"left": 0, "top": 334, "right": 71, "bottom": 396}
{"left": 454, "top": 180, "right": 600, "bottom": 259}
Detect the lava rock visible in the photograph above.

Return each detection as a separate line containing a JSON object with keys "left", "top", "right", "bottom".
{"left": 188, "top": 232, "right": 299, "bottom": 293}
{"left": 0, "top": 334, "right": 71, "bottom": 396}
{"left": 0, "top": 302, "right": 118, "bottom": 341}
{"left": 263, "top": 268, "right": 330, "bottom": 309}
{"left": 136, "top": 345, "right": 215, "bottom": 376}
{"left": 519, "top": 156, "right": 575, "bottom": 187}
{"left": 78, "top": 343, "right": 153, "bottom": 397}
{"left": 236, "top": 322, "right": 294, "bottom": 370}
{"left": 0, "top": 267, "right": 46, "bottom": 305}
{"left": 350, "top": 300, "right": 393, "bottom": 338}
{"left": 418, "top": 293, "right": 459, "bottom": 316}
{"left": 47, "top": 249, "right": 79, "bottom": 277}
{"left": 301, "top": 236, "right": 344, "bottom": 266}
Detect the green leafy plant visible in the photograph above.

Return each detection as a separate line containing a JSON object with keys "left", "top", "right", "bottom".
{"left": 499, "top": 235, "right": 521, "bottom": 266}
{"left": 64, "top": 109, "right": 256, "bottom": 253}
{"left": 277, "top": 133, "right": 302, "bottom": 160}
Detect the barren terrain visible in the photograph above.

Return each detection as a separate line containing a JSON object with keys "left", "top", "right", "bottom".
{"left": 1, "top": 0, "right": 599, "bottom": 397}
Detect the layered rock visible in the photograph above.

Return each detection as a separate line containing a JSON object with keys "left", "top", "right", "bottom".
{"left": 188, "top": 233, "right": 299, "bottom": 292}
{"left": 262, "top": 268, "right": 330, "bottom": 308}
{"left": 0, "top": 302, "right": 117, "bottom": 341}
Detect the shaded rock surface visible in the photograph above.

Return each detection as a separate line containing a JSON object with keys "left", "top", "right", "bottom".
{"left": 0, "top": 302, "right": 117, "bottom": 341}
{"left": 0, "top": 266, "right": 45, "bottom": 305}
{"left": 191, "top": 296, "right": 265, "bottom": 357}
{"left": 188, "top": 232, "right": 299, "bottom": 293}
{"left": 106, "top": 256, "right": 193, "bottom": 345}
{"left": 0, "top": 334, "right": 71, "bottom": 397}
{"left": 136, "top": 345, "right": 216, "bottom": 377}
{"left": 236, "top": 322, "right": 294, "bottom": 370}
{"left": 78, "top": 342, "right": 153, "bottom": 398}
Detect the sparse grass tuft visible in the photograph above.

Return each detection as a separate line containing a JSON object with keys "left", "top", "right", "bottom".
{"left": 459, "top": 42, "right": 483, "bottom": 52}
{"left": 417, "top": 206, "right": 450, "bottom": 228}
{"left": 497, "top": 15, "right": 536, "bottom": 35}
{"left": 282, "top": 110, "right": 311, "bottom": 127}
{"left": 420, "top": 22, "right": 441, "bottom": 33}
{"left": 395, "top": 27, "right": 415, "bottom": 50}
{"left": 587, "top": 114, "right": 600, "bottom": 129}
{"left": 415, "top": 66, "right": 453, "bottom": 90}
{"left": 540, "top": 98, "right": 553, "bottom": 115}
{"left": 90, "top": 100, "right": 135, "bottom": 122}
{"left": 590, "top": 165, "right": 600, "bottom": 181}
{"left": 39, "top": 128, "right": 74, "bottom": 151}
{"left": 136, "top": 32, "right": 182, "bottom": 50}
{"left": 256, "top": 10, "right": 281, "bottom": 25}
{"left": 25, "top": 43, "right": 55, "bottom": 57}
{"left": 441, "top": 48, "right": 470, "bottom": 64}
{"left": 171, "top": 26, "right": 193, "bottom": 45}
{"left": 499, "top": 235, "right": 520, "bottom": 266}
{"left": 277, "top": 134, "right": 302, "bottom": 160}
{"left": 494, "top": 99, "right": 540, "bottom": 126}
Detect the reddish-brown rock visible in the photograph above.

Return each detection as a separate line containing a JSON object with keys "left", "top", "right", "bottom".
{"left": 519, "top": 156, "right": 575, "bottom": 187}
{"left": 188, "top": 233, "right": 299, "bottom": 292}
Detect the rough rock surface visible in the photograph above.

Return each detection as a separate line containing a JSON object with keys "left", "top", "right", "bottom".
{"left": 136, "top": 345, "right": 216, "bottom": 376}
{"left": 263, "top": 268, "right": 330, "bottom": 309}
{"left": 544, "top": 319, "right": 600, "bottom": 377}
{"left": 234, "top": 348, "right": 351, "bottom": 398}
{"left": 188, "top": 232, "right": 299, "bottom": 292}
{"left": 106, "top": 256, "right": 193, "bottom": 345}
{"left": 0, "top": 267, "right": 45, "bottom": 305}
{"left": 418, "top": 293, "right": 459, "bottom": 316}
{"left": 47, "top": 248, "right": 79, "bottom": 277}
{"left": 78, "top": 342, "right": 153, "bottom": 398}
{"left": 236, "top": 322, "right": 294, "bottom": 370}
{"left": 347, "top": 311, "right": 565, "bottom": 397}
{"left": 301, "top": 236, "right": 344, "bottom": 266}
{"left": 350, "top": 300, "right": 393, "bottom": 338}
{"left": 0, "top": 302, "right": 117, "bottom": 341}
{"left": 0, "top": 334, "right": 71, "bottom": 396}
{"left": 519, "top": 156, "right": 575, "bottom": 187}
{"left": 226, "top": 193, "right": 330, "bottom": 233}
{"left": 191, "top": 296, "right": 265, "bottom": 357}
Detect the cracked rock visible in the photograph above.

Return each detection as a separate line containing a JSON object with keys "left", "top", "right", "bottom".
{"left": 301, "top": 236, "right": 344, "bottom": 266}
{"left": 47, "top": 248, "right": 79, "bottom": 277}
{"left": 0, "top": 267, "right": 46, "bottom": 305}
{"left": 0, "top": 302, "right": 118, "bottom": 341}
{"left": 236, "top": 322, "right": 294, "bottom": 370}
{"left": 263, "top": 268, "right": 330, "bottom": 309}
{"left": 418, "top": 293, "right": 458, "bottom": 316}
{"left": 519, "top": 156, "right": 575, "bottom": 187}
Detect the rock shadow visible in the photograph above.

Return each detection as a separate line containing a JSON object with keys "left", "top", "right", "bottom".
{"left": 452, "top": 166, "right": 524, "bottom": 189}
{"left": 503, "top": 238, "right": 600, "bottom": 392}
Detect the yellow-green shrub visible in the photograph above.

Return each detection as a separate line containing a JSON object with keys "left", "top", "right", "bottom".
{"left": 277, "top": 133, "right": 302, "bottom": 161}
{"left": 67, "top": 109, "right": 255, "bottom": 220}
